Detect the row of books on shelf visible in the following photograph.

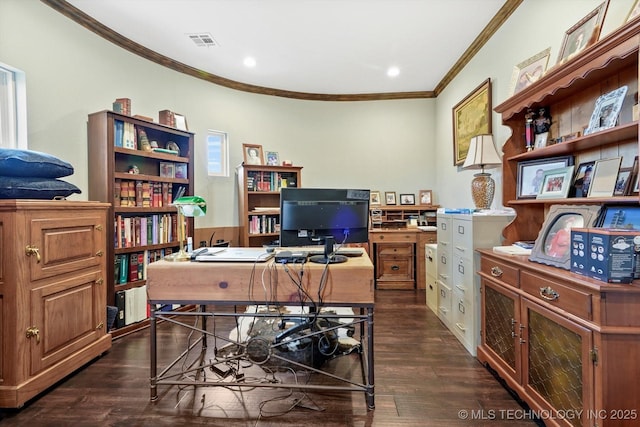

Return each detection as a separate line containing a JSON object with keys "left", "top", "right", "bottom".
{"left": 113, "top": 285, "right": 148, "bottom": 328}
{"left": 114, "top": 248, "right": 174, "bottom": 285}
{"left": 114, "top": 119, "right": 137, "bottom": 149}
{"left": 249, "top": 215, "right": 280, "bottom": 235}
{"left": 113, "top": 285, "right": 183, "bottom": 330}
{"left": 115, "top": 213, "right": 177, "bottom": 249}
{"left": 116, "top": 179, "right": 186, "bottom": 207}
{"left": 246, "top": 171, "right": 297, "bottom": 192}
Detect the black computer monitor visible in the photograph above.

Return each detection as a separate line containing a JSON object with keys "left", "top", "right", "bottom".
{"left": 279, "top": 188, "right": 370, "bottom": 264}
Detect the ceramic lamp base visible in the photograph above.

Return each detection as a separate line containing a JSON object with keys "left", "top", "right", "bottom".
{"left": 470, "top": 172, "right": 495, "bottom": 210}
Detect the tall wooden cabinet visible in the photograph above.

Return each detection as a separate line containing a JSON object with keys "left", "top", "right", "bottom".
{"left": 477, "top": 18, "right": 640, "bottom": 427}
{"left": 236, "top": 164, "right": 302, "bottom": 247}
{"left": 0, "top": 200, "right": 111, "bottom": 408}
{"left": 87, "top": 110, "right": 194, "bottom": 336}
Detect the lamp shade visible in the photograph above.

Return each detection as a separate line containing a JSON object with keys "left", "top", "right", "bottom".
{"left": 172, "top": 195, "right": 207, "bottom": 216}
{"left": 462, "top": 134, "right": 502, "bottom": 170}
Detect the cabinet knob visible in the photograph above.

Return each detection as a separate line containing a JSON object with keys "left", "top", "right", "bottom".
{"left": 25, "top": 245, "right": 41, "bottom": 263}
{"left": 96, "top": 322, "right": 104, "bottom": 330}
{"left": 95, "top": 224, "right": 103, "bottom": 231}
{"left": 95, "top": 278, "right": 104, "bottom": 286}
{"left": 539, "top": 286, "right": 559, "bottom": 301}
{"left": 26, "top": 326, "right": 40, "bottom": 343}
{"left": 490, "top": 266, "right": 503, "bottom": 277}
{"left": 95, "top": 250, "right": 104, "bottom": 257}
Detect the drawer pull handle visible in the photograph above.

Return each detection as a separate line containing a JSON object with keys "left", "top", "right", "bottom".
{"left": 96, "top": 322, "right": 104, "bottom": 330}
{"left": 540, "top": 286, "right": 559, "bottom": 301}
{"left": 95, "top": 224, "right": 103, "bottom": 231}
{"left": 95, "top": 278, "right": 104, "bottom": 286}
{"left": 96, "top": 250, "right": 104, "bottom": 257}
{"left": 25, "top": 245, "right": 41, "bottom": 263}
{"left": 455, "top": 322, "right": 466, "bottom": 332}
{"left": 26, "top": 326, "right": 40, "bottom": 343}
{"left": 391, "top": 265, "right": 400, "bottom": 271}
{"left": 490, "top": 266, "right": 503, "bottom": 277}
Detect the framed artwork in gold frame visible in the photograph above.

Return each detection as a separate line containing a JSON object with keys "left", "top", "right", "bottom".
{"left": 452, "top": 78, "right": 492, "bottom": 166}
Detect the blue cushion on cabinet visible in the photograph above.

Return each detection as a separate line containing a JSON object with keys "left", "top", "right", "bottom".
{"left": 0, "top": 176, "right": 81, "bottom": 199}
{"left": 0, "top": 148, "right": 74, "bottom": 178}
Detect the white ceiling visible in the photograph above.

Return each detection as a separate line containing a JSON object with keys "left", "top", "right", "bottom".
{"left": 64, "top": 0, "right": 511, "bottom": 96}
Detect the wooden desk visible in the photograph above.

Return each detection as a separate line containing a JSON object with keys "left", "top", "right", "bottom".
{"left": 146, "top": 255, "right": 375, "bottom": 408}
{"left": 369, "top": 229, "right": 436, "bottom": 290}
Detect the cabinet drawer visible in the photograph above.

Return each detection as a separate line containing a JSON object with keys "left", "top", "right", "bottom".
{"left": 370, "top": 232, "right": 416, "bottom": 243}
{"left": 437, "top": 281, "right": 452, "bottom": 326}
{"left": 452, "top": 254, "right": 472, "bottom": 301}
{"left": 377, "top": 243, "right": 413, "bottom": 256}
{"left": 377, "top": 256, "right": 413, "bottom": 280}
{"left": 452, "top": 219, "right": 473, "bottom": 254}
{"left": 520, "top": 271, "right": 592, "bottom": 320}
{"left": 480, "top": 257, "right": 519, "bottom": 287}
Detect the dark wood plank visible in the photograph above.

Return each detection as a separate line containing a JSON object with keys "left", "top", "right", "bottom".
{"left": 0, "top": 290, "right": 541, "bottom": 426}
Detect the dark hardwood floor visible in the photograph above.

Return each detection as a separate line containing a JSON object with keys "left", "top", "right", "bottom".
{"left": 0, "top": 290, "right": 540, "bottom": 426}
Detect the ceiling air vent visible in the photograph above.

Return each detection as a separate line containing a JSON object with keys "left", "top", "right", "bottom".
{"left": 187, "top": 33, "right": 218, "bottom": 47}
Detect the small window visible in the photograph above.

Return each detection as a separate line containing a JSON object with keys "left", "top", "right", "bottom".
{"left": 0, "top": 62, "right": 27, "bottom": 149}
{"left": 207, "top": 130, "right": 229, "bottom": 177}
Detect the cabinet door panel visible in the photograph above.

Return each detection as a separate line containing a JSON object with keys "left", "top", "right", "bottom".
{"left": 481, "top": 279, "right": 520, "bottom": 382}
{"left": 29, "top": 271, "right": 104, "bottom": 374}
{"left": 521, "top": 298, "right": 593, "bottom": 427}
{"left": 28, "top": 214, "right": 104, "bottom": 281}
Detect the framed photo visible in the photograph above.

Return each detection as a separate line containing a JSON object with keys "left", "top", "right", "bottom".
{"left": 242, "top": 143, "right": 264, "bottom": 165}
{"left": 529, "top": 204, "right": 602, "bottom": 270}
{"left": 174, "top": 113, "right": 188, "bottom": 131}
{"left": 631, "top": 156, "right": 640, "bottom": 195}
{"left": 614, "top": 167, "right": 633, "bottom": 196}
{"left": 159, "top": 162, "right": 175, "bottom": 178}
{"left": 599, "top": 205, "right": 640, "bottom": 229}
{"left": 452, "top": 78, "right": 492, "bottom": 166}
{"left": 419, "top": 190, "right": 433, "bottom": 205}
{"left": 627, "top": 0, "right": 640, "bottom": 23}
{"left": 557, "top": 0, "right": 608, "bottom": 64}
{"left": 517, "top": 156, "right": 574, "bottom": 199}
{"left": 264, "top": 151, "right": 279, "bottom": 166}
{"left": 174, "top": 163, "right": 187, "bottom": 179}
{"left": 370, "top": 190, "right": 381, "bottom": 206}
{"left": 588, "top": 157, "right": 622, "bottom": 198}
{"left": 584, "top": 85, "right": 627, "bottom": 135}
{"left": 536, "top": 166, "right": 575, "bottom": 200}
{"left": 571, "top": 161, "right": 596, "bottom": 198}
{"left": 400, "top": 194, "right": 415, "bottom": 205}
{"left": 534, "top": 132, "right": 549, "bottom": 149}
{"left": 509, "top": 47, "right": 551, "bottom": 95}
{"left": 385, "top": 191, "right": 397, "bottom": 205}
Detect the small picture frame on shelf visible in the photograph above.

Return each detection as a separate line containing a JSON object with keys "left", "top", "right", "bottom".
{"left": 534, "top": 132, "right": 549, "bottom": 149}
{"left": 588, "top": 157, "right": 622, "bottom": 198}
{"left": 174, "top": 163, "right": 187, "bottom": 179}
{"left": 614, "top": 167, "right": 633, "bottom": 196}
{"left": 243, "top": 143, "right": 264, "bottom": 165}
{"left": 159, "top": 162, "right": 175, "bottom": 178}
{"left": 265, "top": 151, "right": 279, "bottom": 166}
{"left": 571, "top": 161, "right": 596, "bottom": 198}
{"left": 557, "top": 0, "right": 608, "bottom": 65}
{"left": 419, "top": 190, "right": 433, "bottom": 205}
{"left": 584, "top": 85, "right": 627, "bottom": 135}
{"left": 599, "top": 205, "right": 640, "bottom": 228}
{"left": 385, "top": 191, "right": 397, "bottom": 205}
{"left": 536, "top": 166, "right": 575, "bottom": 200}
{"left": 174, "top": 113, "right": 188, "bottom": 131}
{"left": 400, "top": 194, "right": 415, "bottom": 205}
{"left": 509, "top": 47, "right": 551, "bottom": 95}
{"left": 370, "top": 191, "right": 382, "bottom": 206}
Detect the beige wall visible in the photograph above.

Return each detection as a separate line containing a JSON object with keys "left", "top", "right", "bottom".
{"left": 0, "top": 0, "right": 636, "bottom": 228}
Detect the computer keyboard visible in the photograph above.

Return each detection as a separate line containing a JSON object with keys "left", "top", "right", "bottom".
{"left": 305, "top": 247, "right": 364, "bottom": 257}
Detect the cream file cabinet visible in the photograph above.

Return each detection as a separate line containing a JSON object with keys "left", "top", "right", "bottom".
{"left": 424, "top": 243, "right": 438, "bottom": 314}
{"left": 436, "top": 211, "right": 513, "bottom": 356}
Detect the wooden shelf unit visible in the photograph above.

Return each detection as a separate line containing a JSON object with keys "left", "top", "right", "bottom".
{"left": 87, "top": 110, "right": 194, "bottom": 337}
{"left": 370, "top": 205, "right": 438, "bottom": 229}
{"left": 236, "top": 164, "right": 302, "bottom": 247}
{"left": 478, "top": 19, "right": 640, "bottom": 427}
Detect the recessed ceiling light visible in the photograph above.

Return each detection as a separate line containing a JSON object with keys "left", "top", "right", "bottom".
{"left": 244, "top": 57, "right": 257, "bottom": 68}
{"left": 387, "top": 67, "right": 400, "bottom": 78}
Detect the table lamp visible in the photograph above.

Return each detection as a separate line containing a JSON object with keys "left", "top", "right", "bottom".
{"left": 462, "top": 134, "right": 502, "bottom": 210}
{"left": 165, "top": 195, "right": 207, "bottom": 262}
